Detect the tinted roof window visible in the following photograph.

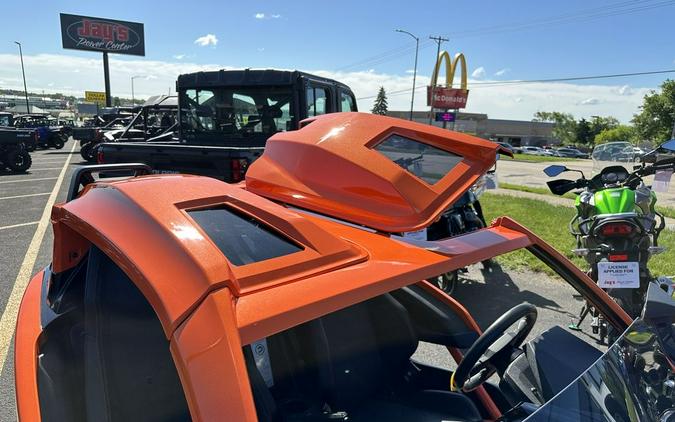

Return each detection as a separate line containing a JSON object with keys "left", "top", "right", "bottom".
{"left": 188, "top": 206, "right": 303, "bottom": 266}
{"left": 374, "top": 134, "right": 463, "bottom": 184}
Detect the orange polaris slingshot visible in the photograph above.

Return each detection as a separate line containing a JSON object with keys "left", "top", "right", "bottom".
{"left": 15, "top": 113, "right": 674, "bottom": 421}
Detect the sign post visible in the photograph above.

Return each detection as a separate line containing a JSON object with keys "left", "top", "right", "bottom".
{"left": 60, "top": 13, "right": 145, "bottom": 107}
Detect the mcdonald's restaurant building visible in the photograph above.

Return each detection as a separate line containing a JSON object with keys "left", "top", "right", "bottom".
{"left": 386, "top": 111, "right": 557, "bottom": 147}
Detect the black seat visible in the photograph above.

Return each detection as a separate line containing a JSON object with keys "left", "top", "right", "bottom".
{"left": 83, "top": 247, "right": 190, "bottom": 421}
{"left": 247, "top": 293, "right": 482, "bottom": 422}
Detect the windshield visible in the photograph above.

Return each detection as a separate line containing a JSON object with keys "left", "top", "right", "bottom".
{"left": 526, "top": 318, "right": 674, "bottom": 422}
{"left": 180, "top": 86, "right": 295, "bottom": 139}
{"left": 591, "top": 142, "right": 636, "bottom": 175}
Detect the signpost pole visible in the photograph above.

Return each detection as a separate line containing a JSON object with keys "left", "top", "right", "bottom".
{"left": 103, "top": 52, "right": 111, "bottom": 107}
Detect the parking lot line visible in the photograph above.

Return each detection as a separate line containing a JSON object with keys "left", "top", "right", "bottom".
{"left": 0, "top": 221, "right": 39, "bottom": 231}
{"left": 26, "top": 167, "right": 63, "bottom": 171}
{"left": 0, "top": 177, "right": 58, "bottom": 185}
{"left": 0, "top": 142, "right": 76, "bottom": 375}
{"left": 0, "top": 192, "right": 51, "bottom": 201}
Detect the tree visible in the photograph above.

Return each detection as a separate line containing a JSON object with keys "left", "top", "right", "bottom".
{"left": 532, "top": 111, "right": 577, "bottom": 144}
{"left": 594, "top": 125, "right": 636, "bottom": 145}
{"left": 575, "top": 118, "right": 593, "bottom": 144}
{"left": 371, "top": 86, "right": 388, "bottom": 115}
{"left": 632, "top": 79, "right": 675, "bottom": 142}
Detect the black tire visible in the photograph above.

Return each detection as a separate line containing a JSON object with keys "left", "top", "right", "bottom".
{"left": 6, "top": 150, "right": 32, "bottom": 173}
{"left": 52, "top": 138, "right": 65, "bottom": 149}
{"left": 25, "top": 143, "right": 36, "bottom": 152}
{"left": 80, "top": 143, "right": 96, "bottom": 162}
{"left": 433, "top": 271, "right": 458, "bottom": 295}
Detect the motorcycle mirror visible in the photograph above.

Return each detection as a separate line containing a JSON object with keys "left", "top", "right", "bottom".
{"left": 543, "top": 165, "right": 568, "bottom": 177}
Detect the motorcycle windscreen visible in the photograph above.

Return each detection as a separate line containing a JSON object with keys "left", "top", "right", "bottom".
{"left": 245, "top": 112, "right": 500, "bottom": 233}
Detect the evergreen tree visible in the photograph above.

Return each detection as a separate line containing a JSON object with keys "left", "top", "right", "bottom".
{"left": 371, "top": 87, "right": 388, "bottom": 115}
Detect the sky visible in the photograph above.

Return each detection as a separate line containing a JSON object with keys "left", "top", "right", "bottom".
{"left": 1, "top": 0, "right": 674, "bottom": 122}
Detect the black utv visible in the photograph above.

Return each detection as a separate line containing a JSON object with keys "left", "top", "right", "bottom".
{"left": 0, "top": 128, "right": 34, "bottom": 172}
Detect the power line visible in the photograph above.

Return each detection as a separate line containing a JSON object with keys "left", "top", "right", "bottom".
{"left": 356, "top": 68, "right": 675, "bottom": 100}
{"left": 336, "top": 0, "right": 675, "bottom": 72}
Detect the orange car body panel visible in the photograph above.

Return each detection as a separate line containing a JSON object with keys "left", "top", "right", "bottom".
{"left": 14, "top": 271, "right": 43, "bottom": 422}
{"left": 246, "top": 112, "right": 501, "bottom": 233}
{"left": 14, "top": 113, "right": 632, "bottom": 421}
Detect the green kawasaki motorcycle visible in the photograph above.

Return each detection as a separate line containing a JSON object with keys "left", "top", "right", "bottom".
{"left": 544, "top": 140, "right": 675, "bottom": 343}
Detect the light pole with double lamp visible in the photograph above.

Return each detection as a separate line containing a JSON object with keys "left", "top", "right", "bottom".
{"left": 395, "top": 29, "right": 419, "bottom": 121}
{"left": 14, "top": 41, "right": 30, "bottom": 114}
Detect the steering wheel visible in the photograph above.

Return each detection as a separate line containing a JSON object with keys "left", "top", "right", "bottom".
{"left": 452, "top": 303, "right": 537, "bottom": 392}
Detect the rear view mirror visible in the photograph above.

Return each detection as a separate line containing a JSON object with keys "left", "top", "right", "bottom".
{"left": 546, "top": 179, "right": 578, "bottom": 196}
{"left": 543, "top": 165, "right": 568, "bottom": 177}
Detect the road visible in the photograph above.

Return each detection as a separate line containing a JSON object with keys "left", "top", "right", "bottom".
{"left": 0, "top": 138, "right": 80, "bottom": 421}
{"left": 0, "top": 144, "right": 610, "bottom": 420}
{"left": 497, "top": 157, "right": 675, "bottom": 207}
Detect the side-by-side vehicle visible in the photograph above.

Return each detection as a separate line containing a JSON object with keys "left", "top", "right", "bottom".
{"left": 15, "top": 113, "right": 673, "bottom": 421}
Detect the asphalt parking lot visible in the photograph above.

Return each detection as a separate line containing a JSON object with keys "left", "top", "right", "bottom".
{"left": 0, "top": 138, "right": 80, "bottom": 421}
{"left": 0, "top": 142, "right": 606, "bottom": 419}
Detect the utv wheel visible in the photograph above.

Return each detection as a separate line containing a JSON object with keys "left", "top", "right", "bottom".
{"left": 53, "top": 139, "right": 65, "bottom": 149}
{"left": 433, "top": 271, "right": 458, "bottom": 295}
{"left": 80, "top": 143, "right": 96, "bottom": 162}
{"left": 25, "top": 143, "right": 36, "bottom": 152}
{"left": 6, "top": 150, "right": 32, "bottom": 173}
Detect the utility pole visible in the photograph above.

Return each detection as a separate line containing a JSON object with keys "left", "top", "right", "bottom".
{"left": 395, "top": 29, "right": 419, "bottom": 121}
{"left": 428, "top": 35, "right": 448, "bottom": 125}
{"left": 14, "top": 42, "right": 30, "bottom": 114}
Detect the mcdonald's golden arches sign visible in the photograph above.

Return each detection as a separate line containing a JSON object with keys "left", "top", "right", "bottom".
{"left": 426, "top": 51, "right": 469, "bottom": 109}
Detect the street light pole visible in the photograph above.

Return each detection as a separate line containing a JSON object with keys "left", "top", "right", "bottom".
{"left": 395, "top": 29, "right": 419, "bottom": 121}
{"left": 14, "top": 41, "right": 30, "bottom": 114}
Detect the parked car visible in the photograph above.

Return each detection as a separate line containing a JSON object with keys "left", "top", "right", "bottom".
{"left": 521, "top": 146, "right": 548, "bottom": 155}
{"left": 494, "top": 141, "right": 516, "bottom": 154}
{"left": 17, "top": 113, "right": 649, "bottom": 422}
{"left": 555, "top": 147, "right": 589, "bottom": 159}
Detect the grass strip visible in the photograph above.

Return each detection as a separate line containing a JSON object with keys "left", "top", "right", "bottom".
{"left": 482, "top": 192, "right": 675, "bottom": 276}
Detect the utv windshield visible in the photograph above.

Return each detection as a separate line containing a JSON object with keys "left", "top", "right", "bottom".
{"left": 181, "top": 87, "right": 295, "bottom": 140}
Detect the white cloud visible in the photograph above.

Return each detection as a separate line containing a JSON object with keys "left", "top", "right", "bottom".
{"left": 471, "top": 67, "right": 486, "bottom": 79}
{"left": 405, "top": 69, "right": 415, "bottom": 74}
{"left": 255, "top": 13, "right": 281, "bottom": 19}
{"left": 194, "top": 34, "right": 218, "bottom": 47}
{"left": 617, "top": 84, "right": 632, "bottom": 95}
{"left": 580, "top": 97, "right": 600, "bottom": 105}
{"left": 173, "top": 54, "right": 186, "bottom": 60}
{"left": 494, "top": 68, "right": 510, "bottom": 77}
{"left": 0, "top": 53, "right": 656, "bottom": 123}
